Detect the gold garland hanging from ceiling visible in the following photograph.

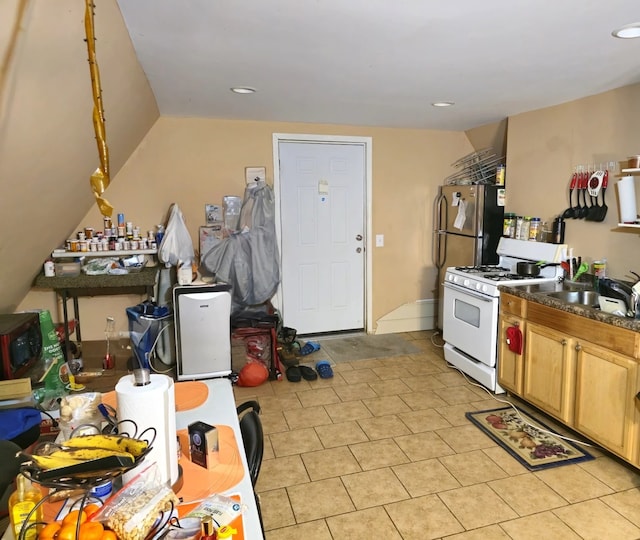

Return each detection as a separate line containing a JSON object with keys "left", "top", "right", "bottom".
{"left": 84, "top": 0, "right": 113, "bottom": 217}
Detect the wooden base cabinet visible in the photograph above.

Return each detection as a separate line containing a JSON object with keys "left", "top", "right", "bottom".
{"left": 523, "top": 321, "right": 575, "bottom": 424}
{"left": 498, "top": 314, "right": 525, "bottom": 394}
{"left": 574, "top": 341, "right": 640, "bottom": 462}
{"left": 498, "top": 294, "right": 640, "bottom": 468}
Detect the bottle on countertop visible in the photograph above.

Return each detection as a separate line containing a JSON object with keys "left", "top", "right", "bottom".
{"left": 200, "top": 516, "right": 217, "bottom": 540}
{"left": 552, "top": 216, "right": 565, "bottom": 244}
{"left": 9, "top": 474, "right": 43, "bottom": 540}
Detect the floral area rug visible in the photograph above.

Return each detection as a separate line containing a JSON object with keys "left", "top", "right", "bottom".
{"left": 466, "top": 407, "right": 594, "bottom": 471}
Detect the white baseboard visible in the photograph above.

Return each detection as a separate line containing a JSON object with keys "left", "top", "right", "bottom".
{"left": 374, "top": 299, "right": 437, "bottom": 335}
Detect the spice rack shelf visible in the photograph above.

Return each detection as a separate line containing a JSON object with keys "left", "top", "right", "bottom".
{"left": 51, "top": 249, "right": 158, "bottom": 258}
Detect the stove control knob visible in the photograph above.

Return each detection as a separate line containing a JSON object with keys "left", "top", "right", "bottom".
{"left": 475, "top": 283, "right": 481, "bottom": 291}
{"left": 482, "top": 284, "right": 488, "bottom": 293}
{"left": 463, "top": 279, "right": 470, "bottom": 287}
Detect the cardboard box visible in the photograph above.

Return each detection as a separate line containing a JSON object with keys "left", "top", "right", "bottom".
{"left": 0, "top": 378, "right": 31, "bottom": 400}
{"left": 188, "top": 421, "right": 219, "bottom": 469}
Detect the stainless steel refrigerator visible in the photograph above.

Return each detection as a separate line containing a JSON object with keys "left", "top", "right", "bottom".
{"left": 432, "top": 184, "right": 504, "bottom": 329}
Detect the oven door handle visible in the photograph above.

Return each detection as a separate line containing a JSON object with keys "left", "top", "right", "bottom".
{"left": 444, "top": 281, "right": 495, "bottom": 303}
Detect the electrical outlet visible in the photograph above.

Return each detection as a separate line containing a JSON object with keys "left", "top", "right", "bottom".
{"left": 245, "top": 166, "right": 266, "bottom": 185}
{"left": 376, "top": 234, "right": 384, "bottom": 247}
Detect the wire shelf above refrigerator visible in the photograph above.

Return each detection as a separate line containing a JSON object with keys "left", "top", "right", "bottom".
{"left": 444, "top": 148, "right": 504, "bottom": 185}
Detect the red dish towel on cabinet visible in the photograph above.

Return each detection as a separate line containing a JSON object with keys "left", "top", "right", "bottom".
{"left": 506, "top": 326, "right": 523, "bottom": 354}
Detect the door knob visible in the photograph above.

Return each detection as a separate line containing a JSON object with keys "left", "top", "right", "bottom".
{"left": 355, "top": 234, "right": 363, "bottom": 241}
{"left": 356, "top": 247, "right": 362, "bottom": 253}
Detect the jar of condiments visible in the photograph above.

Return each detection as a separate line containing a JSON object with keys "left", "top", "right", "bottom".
{"left": 515, "top": 216, "right": 529, "bottom": 240}
{"left": 503, "top": 213, "right": 516, "bottom": 238}
{"left": 528, "top": 217, "right": 541, "bottom": 241}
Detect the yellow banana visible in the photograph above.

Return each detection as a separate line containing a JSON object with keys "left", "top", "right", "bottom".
{"left": 30, "top": 453, "right": 84, "bottom": 470}
{"left": 62, "top": 434, "right": 149, "bottom": 457}
{"left": 48, "top": 447, "right": 134, "bottom": 462}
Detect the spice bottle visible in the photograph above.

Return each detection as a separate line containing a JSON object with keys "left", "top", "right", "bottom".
{"left": 9, "top": 474, "right": 43, "bottom": 540}
{"left": 528, "top": 217, "right": 541, "bottom": 241}
{"left": 200, "top": 516, "right": 217, "bottom": 540}
{"left": 503, "top": 213, "right": 516, "bottom": 238}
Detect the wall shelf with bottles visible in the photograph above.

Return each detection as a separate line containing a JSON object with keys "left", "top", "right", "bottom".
{"left": 51, "top": 249, "right": 158, "bottom": 259}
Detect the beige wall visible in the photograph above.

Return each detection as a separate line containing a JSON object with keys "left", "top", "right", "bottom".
{"left": 504, "top": 84, "right": 640, "bottom": 279}
{"left": 19, "top": 118, "right": 474, "bottom": 338}
{"left": 1, "top": 0, "right": 158, "bottom": 313}
{"left": 7, "top": 1, "right": 640, "bottom": 342}
{"left": 465, "top": 118, "right": 508, "bottom": 158}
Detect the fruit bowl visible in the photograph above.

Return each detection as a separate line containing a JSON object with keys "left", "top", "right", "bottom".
{"left": 20, "top": 429, "right": 156, "bottom": 490}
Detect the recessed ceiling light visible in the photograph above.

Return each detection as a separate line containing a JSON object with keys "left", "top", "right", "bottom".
{"left": 432, "top": 101, "right": 455, "bottom": 107}
{"left": 612, "top": 23, "right": 640, "bottom": 39}
{"left": 230, "top": 87, "right": 256, "bottom": 94}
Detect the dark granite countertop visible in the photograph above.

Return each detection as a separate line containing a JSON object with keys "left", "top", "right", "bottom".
{"left": 498, "top": 281, "right": 640, "bottom": 333}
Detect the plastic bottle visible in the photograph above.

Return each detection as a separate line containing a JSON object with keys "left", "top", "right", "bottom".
{"left": 216, "top": 525, "right": 237, "bottom": 539}
{"left": 156, "top": 224, "right": 165, "bottom": 245}
{"left": 9, "top": 474, "right": 43, "bottom": 540}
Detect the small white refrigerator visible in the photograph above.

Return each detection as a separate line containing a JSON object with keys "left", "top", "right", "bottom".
{"left": 173, "top": 283, "right": 232, "bottom": 380}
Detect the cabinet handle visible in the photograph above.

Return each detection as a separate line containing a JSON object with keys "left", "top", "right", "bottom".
{"left": 561, "top": 339, "right": 567, "bottom": 346}
{"left": 636, "top": 392, "right": 640, "bottom": 401}
{"left": 575, "top": 343, "right": 582, "bottom": 351}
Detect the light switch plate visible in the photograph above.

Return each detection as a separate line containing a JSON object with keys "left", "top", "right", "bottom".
{"left": 245, "top": 166, "right": 266, "bottom": 185}
{"left": 376, "top": 234, "right": 384, "bottom": 247}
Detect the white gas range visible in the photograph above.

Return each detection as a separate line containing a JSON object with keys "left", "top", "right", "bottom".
{"left": 442, "top": 238, "right": 566, "bottom": 393}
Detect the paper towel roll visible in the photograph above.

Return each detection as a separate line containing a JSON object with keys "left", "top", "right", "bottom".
{"left": 116, "top": 373, "right": 179, "bottom": 486}
{"left": 617, "top": 176, "right": 637, "bottom": 223}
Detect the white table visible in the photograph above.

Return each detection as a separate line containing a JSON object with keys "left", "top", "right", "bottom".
{"left": 2, "top": 378, "right": 263, "bottom": 540}
{"left": 175, "top": 377, "right": 263, "bottom": 539}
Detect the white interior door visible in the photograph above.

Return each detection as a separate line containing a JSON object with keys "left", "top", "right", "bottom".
{"left": 277, "top": 140, "right": 366, "bottom": 334}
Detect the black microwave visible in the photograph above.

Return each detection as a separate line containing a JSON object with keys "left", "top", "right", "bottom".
{"left": 0, "top": 312, "right": 42, "bottom": 380}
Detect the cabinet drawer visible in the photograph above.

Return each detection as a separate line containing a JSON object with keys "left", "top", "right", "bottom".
{"left": 501, "top": 293, "right": 526, "bottom": 318}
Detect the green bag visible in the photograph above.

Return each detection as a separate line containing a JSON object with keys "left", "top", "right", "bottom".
{"left": 32, "top": 310, "right": 67, "bottom": 408}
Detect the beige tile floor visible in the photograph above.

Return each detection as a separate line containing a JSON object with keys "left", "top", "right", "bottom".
{"left": 232, "top": 330, "right": 640, "bottom": 540}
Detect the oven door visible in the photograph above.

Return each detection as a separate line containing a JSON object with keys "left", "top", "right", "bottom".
{"left": 442, "top": 281, "right": 498, "bottom": 367}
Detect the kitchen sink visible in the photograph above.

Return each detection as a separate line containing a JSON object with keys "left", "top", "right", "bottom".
{"left": 546, "top": 290, "right": 600, "bottom": 307}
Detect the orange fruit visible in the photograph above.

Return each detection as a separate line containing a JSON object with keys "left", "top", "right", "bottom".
{"left": 79, "top": 521, "right": 104, "bottom": 540}
{"left": 39, "top": 521, "right": 62, "bottom": 539}
{"left": 82, "top": 504, "right": 101, "bottom": 519}
{"left": 62, "top": 509, "right": 87, "bottom": 527}
{"left": 101, "top": 530, "right": 117, "bottom": 540}
{"left": 58, "top": 523, "right": 80, "bottom": 540}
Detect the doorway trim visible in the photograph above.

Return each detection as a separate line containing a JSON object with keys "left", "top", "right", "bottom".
{"left": 272, "top": 133, "right": 373, "bottom": 334}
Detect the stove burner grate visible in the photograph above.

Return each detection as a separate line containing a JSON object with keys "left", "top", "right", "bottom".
{"left": 454, "top": 265, "right": 510, "bottom": 273}
{"left": 484, "top": 273, "right": 545, "bottom": 281}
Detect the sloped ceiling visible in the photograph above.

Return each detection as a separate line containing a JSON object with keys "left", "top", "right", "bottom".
{"left": 117, "top": 0, "right": 640, "bottom": 130}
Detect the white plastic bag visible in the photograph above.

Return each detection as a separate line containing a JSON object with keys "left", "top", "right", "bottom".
{"left": 158, "top": 204, "right": 195, "bottom": 267}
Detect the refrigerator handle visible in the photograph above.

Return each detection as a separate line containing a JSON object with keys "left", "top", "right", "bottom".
{"left": 432, "top": 193, "right": 446, "bottom": 269}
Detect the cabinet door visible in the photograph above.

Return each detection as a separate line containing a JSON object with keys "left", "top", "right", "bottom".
{"left": 574, "top": 340, "right": 640, "bottom": 463}
{"left": 498, "top": 314, "right": 525, "bottom": 395}
{"left": 524, "top": 322, "right": 575, "bottom": 423}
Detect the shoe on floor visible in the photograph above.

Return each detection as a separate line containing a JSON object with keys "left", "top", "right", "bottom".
{"left": 299, "top": 341, "right": 321, "bottom": 356}
{"left": 286, "top": 365, "right": 301, "bottom": 382}
{"left": 299, "top": 365, "right": 318, "bottom": 381}
{"left": 315, "top": 360, "right": 334, "bottom": 379}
